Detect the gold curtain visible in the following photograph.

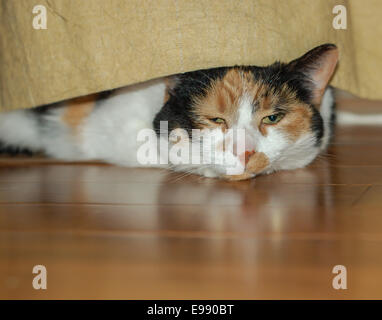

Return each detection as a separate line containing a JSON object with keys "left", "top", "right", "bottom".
{"left": 1, "top": 0, "right": 381, "bottom": 111}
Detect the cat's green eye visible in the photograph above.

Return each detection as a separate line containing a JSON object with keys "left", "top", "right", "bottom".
{"left": 210, "top": 118, "right": 226, "bottom": 124}
{"left": 262, "top": 113, "right": 284, "bottom": 125}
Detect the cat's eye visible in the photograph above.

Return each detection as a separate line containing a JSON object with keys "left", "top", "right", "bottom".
{"left": 262, "top": 113, "right": 284, "bottom": 125}
{"left": 209, "top": 117, "right": 226, "bottom": 124}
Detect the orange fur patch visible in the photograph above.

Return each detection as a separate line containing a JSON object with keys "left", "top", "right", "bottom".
{"left": 279, "top": 104, "right": 313, "bottom": 141}
{"left": 62, "top": 94, "right": 97, "bottom": 134}
{"left": 192, "top": 69, "right": 302, "bottom": 134}
{"left": 193, "top": 69, "right": 263, "bottom": 127}
{"left": 246, "top": 151, "right": 269, "bottom": 173}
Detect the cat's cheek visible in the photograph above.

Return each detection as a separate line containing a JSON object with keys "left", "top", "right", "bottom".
{"left": 256, "top": 127, "right": 289, "bottom": 162}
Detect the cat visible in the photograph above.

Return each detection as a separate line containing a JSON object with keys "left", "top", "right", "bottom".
{"left": 0, "top": 43, "right": 378, "bottom": 180}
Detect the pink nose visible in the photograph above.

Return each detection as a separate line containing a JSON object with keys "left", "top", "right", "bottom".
{"left": 231, "top": 131, "right": 256, "bottom": 166}
{"left": 239, "top": 150, "right": 255, "bottom": 166}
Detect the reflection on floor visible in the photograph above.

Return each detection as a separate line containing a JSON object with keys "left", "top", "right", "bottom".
{"left": 1, "top": 98, "right": 382, "bottom": 299}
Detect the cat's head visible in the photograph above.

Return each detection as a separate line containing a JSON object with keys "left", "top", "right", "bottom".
{"left": 154, "top": 44, "right": 338, "bottom": 180}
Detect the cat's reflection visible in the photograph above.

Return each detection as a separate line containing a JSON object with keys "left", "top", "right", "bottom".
{"left": 0, "top": 159, "right": 335, "bottom": 235}
{"left": 146, "top": 160, "right": 337, "bottom": 286}
{"left": 154, "top": 159, "right": 335, "bottom": 234}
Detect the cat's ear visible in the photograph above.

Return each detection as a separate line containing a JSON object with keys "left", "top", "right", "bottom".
{"left": 163, "top": 76, "right": 180, "bottom": 103}
{"left": 287, "top": 44, "right": 339, "bottom": 105}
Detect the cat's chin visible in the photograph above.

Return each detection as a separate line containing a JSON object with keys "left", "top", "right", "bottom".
{"left": 197, "top": 167, "right": 257, "bottom": 181}
{"left": 198, "top": 168, "right": 220, "bottom": 178}
{"left": 222, "top": 172, "right": 256, "bottom": 181}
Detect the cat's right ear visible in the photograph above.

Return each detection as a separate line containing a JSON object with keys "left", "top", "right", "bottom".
{"left": 287, "top": 43, "right": 339, "bottom": 105}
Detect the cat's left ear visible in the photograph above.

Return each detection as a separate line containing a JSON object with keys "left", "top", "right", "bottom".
{"left": 163, "top": 76, "right": 179, "bottom": 103}
{"left": 287, "top": 43, "right": 339, "bottom": 105}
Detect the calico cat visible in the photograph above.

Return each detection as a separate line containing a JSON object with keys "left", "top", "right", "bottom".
{"left": 0, "top": 44, "right": 375, "bottom": 180}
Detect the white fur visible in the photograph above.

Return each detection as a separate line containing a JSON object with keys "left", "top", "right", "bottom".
{"left": 0, "top": 110, "right": 42, "bottom": 150}
{"left": 319, "top": 87, "right": 334, "bottom": 150}
{"left": 237, "top": 94, "right": 253, "bottom": 128}
{"left": 80, "top": 79, "right": 166, "bottom": 166}
{"left": 337, "top": 111, "right": 382, "bottom": 126}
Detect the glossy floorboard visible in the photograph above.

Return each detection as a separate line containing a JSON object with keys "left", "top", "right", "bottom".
{"left": 1, "top": 98, "right": 382, "bottom": 299}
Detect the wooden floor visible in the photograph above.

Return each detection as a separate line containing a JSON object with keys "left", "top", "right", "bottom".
{"left": 1, "top": 97, "right": 382, "bottom": 299}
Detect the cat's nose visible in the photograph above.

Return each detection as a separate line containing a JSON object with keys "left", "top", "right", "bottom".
{"left": 232, "top": 141, "right": 256, "bottom": 166}
{"left": 232, "top": 131, "right": 256, "bottom": 166}
{"left": 238, "top": 150, "right": 256, "bottom": 166}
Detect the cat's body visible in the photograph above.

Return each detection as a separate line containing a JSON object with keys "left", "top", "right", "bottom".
{"left": 0, "top": 79, "right": 167, "bottom": 165}
{"left": 0, "top": 44, "right": 379, "bottom": 180}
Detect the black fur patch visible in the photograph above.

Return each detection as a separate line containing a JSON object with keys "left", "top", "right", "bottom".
{"left": 153, "top": 67, "right": 228, "bottom": 135}
{"left": 0, "top": 141, "right": 34, "bottom": 156}
{"left": 310, "top": 106, "right": 324, "bottom": 145}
